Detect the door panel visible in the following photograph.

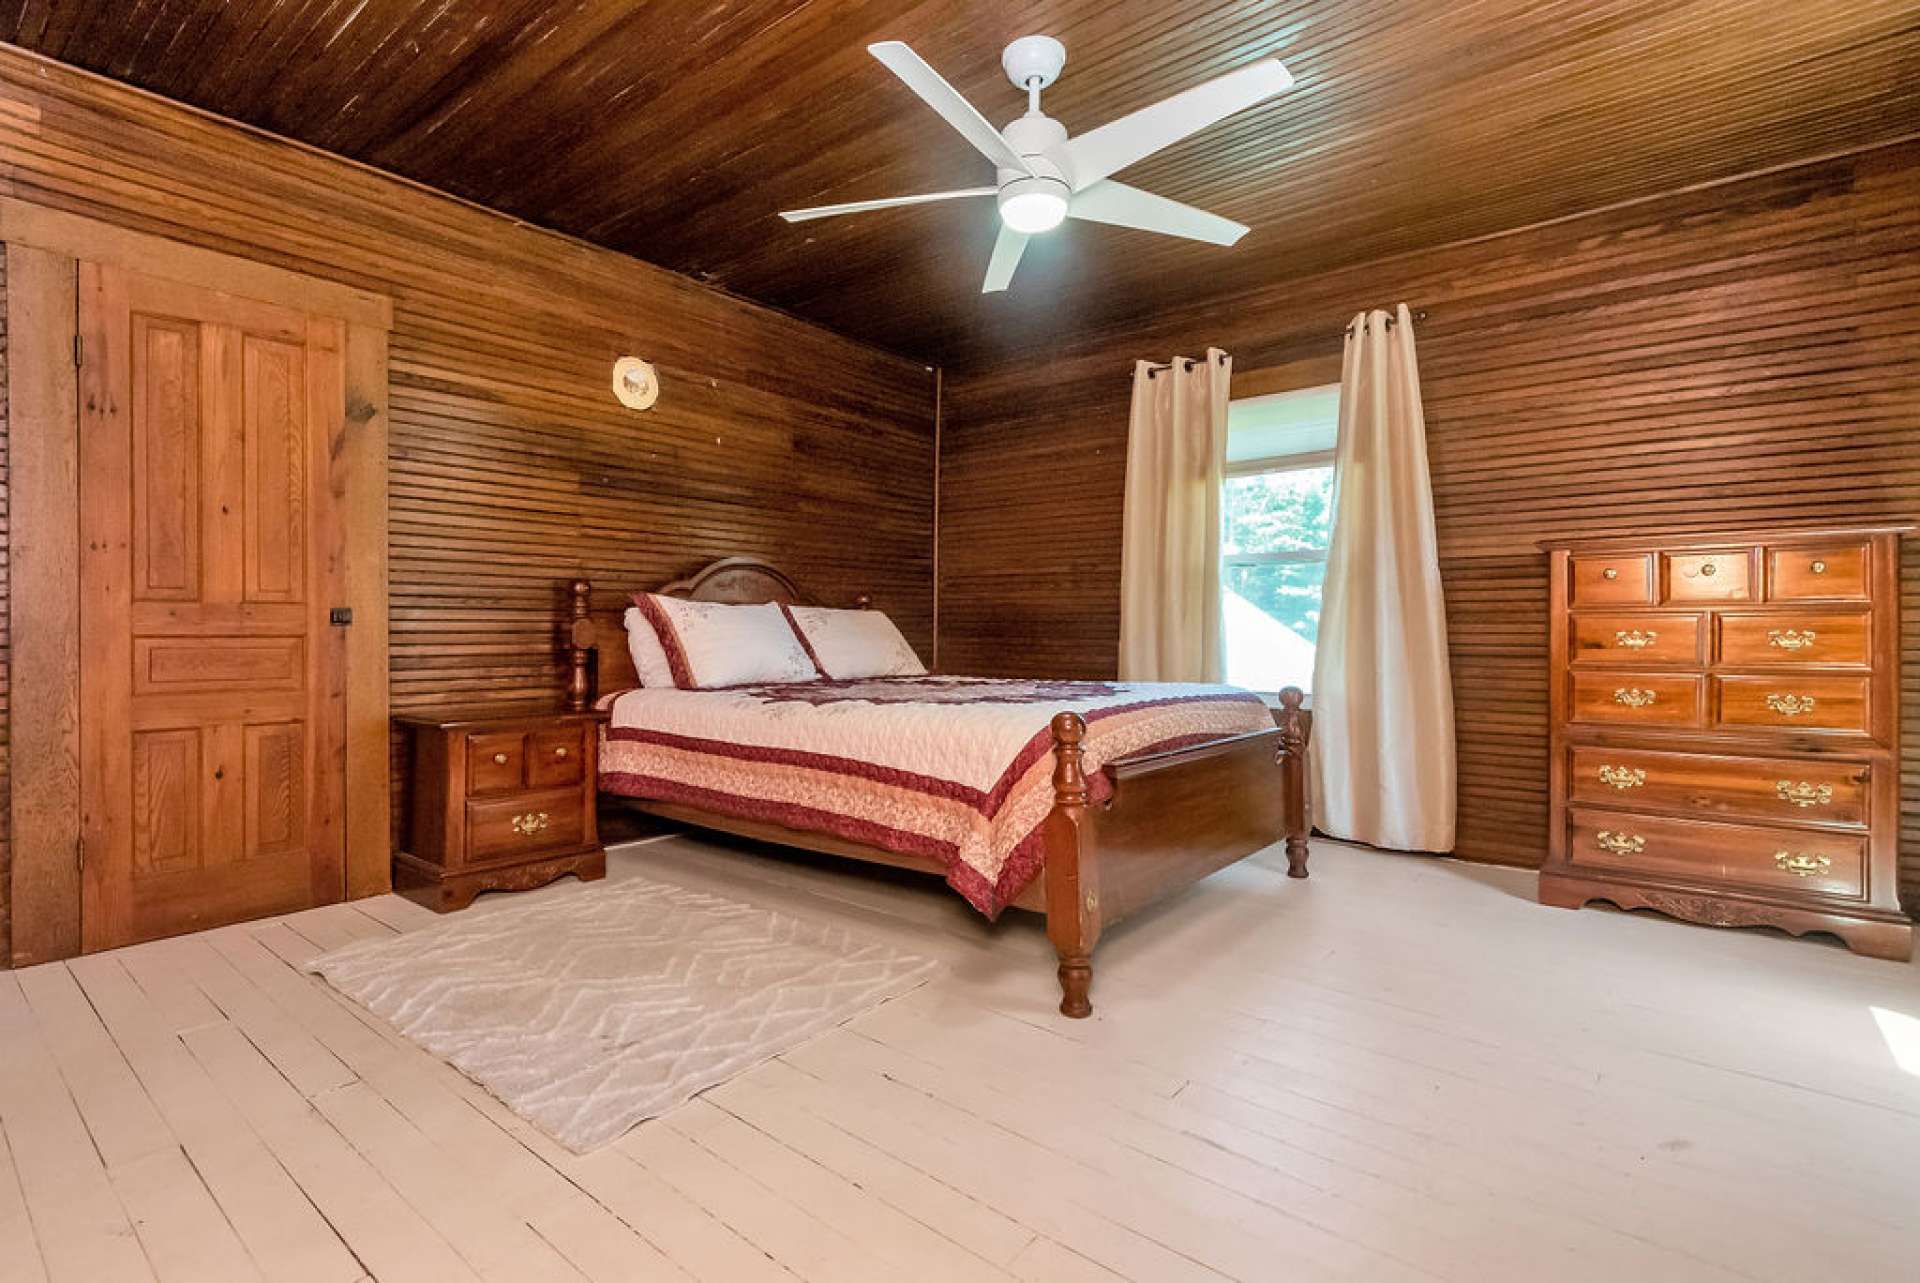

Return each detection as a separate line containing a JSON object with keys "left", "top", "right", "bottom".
{"left": 130, "top": 315, "right": 200, "bottom": 600}
{"left": 80, "top": 264, "right": 346, "bottom": 950}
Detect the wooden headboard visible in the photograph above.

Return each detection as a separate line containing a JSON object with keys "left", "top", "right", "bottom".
{"left": 562, "top": 557, "right": 866, "bottom": 708}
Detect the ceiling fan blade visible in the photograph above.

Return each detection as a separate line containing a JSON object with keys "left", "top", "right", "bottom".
{"left": 780, "top": 187, "right": 995, "bottom": 222}
{"left": 1067, "top": 180, "right": 1248, "bottom": 246}
{"left": 1055, "top": 58, "right": 1293, "bottom": 190}
{"left": 869, "top": 41, "right": 1034, "bottom": 176}
{"left": 982, "top": 225, "right": 1030, "bottom": 293}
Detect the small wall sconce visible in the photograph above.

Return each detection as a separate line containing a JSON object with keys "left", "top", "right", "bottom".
{"left": 612, "top": 356, "right": 660, "bottom": 410}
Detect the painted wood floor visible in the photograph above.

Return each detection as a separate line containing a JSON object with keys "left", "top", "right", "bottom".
{"left": 2, "top": 833, "right": 1918, "bottom": 1283}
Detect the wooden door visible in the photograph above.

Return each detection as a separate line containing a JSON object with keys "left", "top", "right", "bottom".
{"left": 78, "top": 264, "right": 347, "bottom": 950}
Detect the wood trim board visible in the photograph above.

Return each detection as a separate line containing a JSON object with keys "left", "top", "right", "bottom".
{"left": 5, "top": 243, "right": 80, "bottom": 964}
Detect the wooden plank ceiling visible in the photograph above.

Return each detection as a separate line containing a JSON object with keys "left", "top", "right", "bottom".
{"left": 4, "top": 1, "right": 1917, "bottom": 365}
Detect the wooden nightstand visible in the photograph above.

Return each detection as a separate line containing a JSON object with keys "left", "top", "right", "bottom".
{"left": 394, "top": 704, "right": 608, "bottom": 912}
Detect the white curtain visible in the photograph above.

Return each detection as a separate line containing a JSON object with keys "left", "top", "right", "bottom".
{"left": 1311, "top": 305, "right": 1456, "bottom": 852}
{"left": 1118, "top": 348, "right": 1232, "bottom": 682}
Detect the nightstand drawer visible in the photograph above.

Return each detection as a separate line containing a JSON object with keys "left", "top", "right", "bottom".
{"left": 467, "top": 788, "right": 585, "bottom": 861}
{"left": 467, "top": 732, "right": 525, "bottom": 793}
{"left": 1568, "top": 809, "right": 1865, "bottom": 899}
{"left": 528, "top": 726, "right": 586, "bottom": 788}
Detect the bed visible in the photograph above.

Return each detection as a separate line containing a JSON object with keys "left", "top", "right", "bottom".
{"left": 560, "top": 559, "right": 1311, "bottom": 1017}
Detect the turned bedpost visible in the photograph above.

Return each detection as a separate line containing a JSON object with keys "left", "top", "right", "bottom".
{"left": 1044, "top": 710, "right": 1102, "bottom": 1018}
{"left": 564, "top": 579, "right": 594, "bottom": 712}
{"left": 1275, "top": 685, "right": 1312, "bottom": 878}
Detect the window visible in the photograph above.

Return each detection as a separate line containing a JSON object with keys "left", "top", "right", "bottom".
{"left": 1222, "top": 383, "right": 1339, "bottom": 694}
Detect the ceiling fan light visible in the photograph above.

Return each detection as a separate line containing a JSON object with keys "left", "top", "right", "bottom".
{"left": 998, "top": 177, "right": 1070, "bottom": 234}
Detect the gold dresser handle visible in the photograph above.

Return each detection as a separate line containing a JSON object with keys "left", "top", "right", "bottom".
{"left": 1613, "top": 687, "right": 1657, "bottom": 708}
{"left": 1774, "top": 851, "right": 1832, "bottom": 877}
{"left": 1810, "top": 559, "right": 1827, "bottom": 575}
{"left": 1594, "top": 830, "right": 1646, "bottom": 856}
{"left": 554, "top": 746, "right": 569, "bottom": 759}
{"left": 1775, "top": 781, "right": 1833, "bottom": 808}
{"left": 1614, "top": 629, "right": 1658, "bottom": 649}
{"left": 493, "top": 752, "right": 510, "bottom": 765}
{"left": 1699, "top": 562, "right": 1715, "bottom": 576}
{"left": 1764, "top": 693, "right": 1815, "bottom": 717}
{"left": 1601, "top": 567, "right": 1619, "bottom": 580}
{"left": 1597, "top": 765, "right": 1647, "bottom": 790}
{"left": 510, "top": 812, "right": 550, "bottom": 836}
{"left": 1767, "top": 628, "right": 1816, "bottom": 651}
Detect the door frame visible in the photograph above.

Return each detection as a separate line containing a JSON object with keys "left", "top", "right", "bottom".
{"left": 4, "top": 199, "right": 393, "bottom": 965}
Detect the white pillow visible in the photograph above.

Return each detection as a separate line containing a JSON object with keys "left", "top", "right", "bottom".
{"left": 781, "top": 605, "right": 926, "bottom": 680}
{"left": 629, "top": 594, "right": 820, "bottom": 689}
{"left": 620, "top": 606, "right": 676, "bottom": 687}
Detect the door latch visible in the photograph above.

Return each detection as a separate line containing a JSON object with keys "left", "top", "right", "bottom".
{"left": 329, "top": 607, "right": 353, "bottom": 626}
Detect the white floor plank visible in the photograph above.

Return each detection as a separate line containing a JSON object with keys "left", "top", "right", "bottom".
{"left": 3, "top": 836, "right": 1916, "bottom": 1283}
{"left": 0, "top": 973, "right": 154, "bottom": 1283}
{"left": 0, "top": 1121, "right": 50, "bottom": 1283}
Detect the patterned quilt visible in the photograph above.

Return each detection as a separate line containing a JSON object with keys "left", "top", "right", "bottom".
{"left": 598, "top": 676, "right": 1272, "bottom": 916}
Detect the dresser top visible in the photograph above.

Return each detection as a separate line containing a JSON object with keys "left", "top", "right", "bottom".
{"left": 1538, "top": 523, "right": 1913, "bottom": 554}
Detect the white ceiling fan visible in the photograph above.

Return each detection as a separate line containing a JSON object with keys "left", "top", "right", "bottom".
{"left": 780, "top": 36, "right": 1293, "bottom": 293}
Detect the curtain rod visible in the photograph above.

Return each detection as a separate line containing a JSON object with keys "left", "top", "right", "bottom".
{"left": 1345, "top": 307, "right": 1429, "bottom": 334}
{"left": 1141, "top": 349, "right": 1231, "bottom": 378}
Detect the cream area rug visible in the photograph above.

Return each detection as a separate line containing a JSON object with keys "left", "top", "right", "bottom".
{"left": 305, "top": 875, "right": 939, "bottom": 1151}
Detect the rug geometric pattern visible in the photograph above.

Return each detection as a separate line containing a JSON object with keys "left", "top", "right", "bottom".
{"left": 306, "top": 876, "right": 939, "bottom": 1151}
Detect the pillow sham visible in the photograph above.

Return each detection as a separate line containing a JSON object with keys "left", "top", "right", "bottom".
{"left": 620, "top": 605, "right": 677, "bottom": 687}
{"left": 630, "top": 594, "right": 820, "bottom": 689}
{"left": 781, "top": 605, "right": 927, "bottom": 680}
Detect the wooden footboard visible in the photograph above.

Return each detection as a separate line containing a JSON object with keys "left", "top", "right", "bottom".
{"left": 1045, "top": 688, "right": 1310, "bottom": 1017}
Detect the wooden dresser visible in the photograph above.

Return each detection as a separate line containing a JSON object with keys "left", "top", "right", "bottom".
{"left": 1541, "top": 526, "right": 1910, "bottom": 960}
{"left": 394, "top": 705, "right": 608, "bottom": 912}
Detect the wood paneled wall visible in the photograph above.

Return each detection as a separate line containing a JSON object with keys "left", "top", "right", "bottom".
{"left": 938, "top": 142, "right": 1920, "bottom": 903}
{"left": 0, "top": 50, "right": 936, "bottom": 962}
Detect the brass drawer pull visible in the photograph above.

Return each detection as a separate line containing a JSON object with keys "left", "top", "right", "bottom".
{"left": 1597, "top": 765, "right": 1646, "bottom": 790}
{"left": 1699, "top": 562, "right": 1715, "bottom": 576}
{"left": 1775, "top": 780, "right": 1833, "bottom": 808}
{"left": 493, "top": 752, "right": 510, "bottom": 765}
{"left": 1594, "top": 830, "right": 1645, "bottom": 856}
{"left": 1764, "top": 693, "right": 1815, "bottom": 717}
{"left": 510, "top": 811, "right": 551, "bottom": 836}
{"left": 1601, "top": 567, "right": 1619, "bottom": 580}
{"left": 1614, "top": 629, "right": 1658, "bottom": 649}
{"left": 1810, "top": 559, "right": 1827, "bottom": 575}
{"left": 554, "top": 746, "right": 569, "bottom": 759}
{"left": 1767, "top": 628, "right": 1816, "bottom": 651}
{"left": 1774, "top": 850, "right": 1832, "bottom": 878}
{"left": 1613, "top": 687, "right": 1657, "bottom": 708}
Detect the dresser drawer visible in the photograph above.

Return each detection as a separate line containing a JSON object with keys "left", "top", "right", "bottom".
{"left": 467, "top": 787, "right": 586, "bottom": 861}
{"left": 467, "top": 732, "right": 525, "bottom": 794}
{"left": 1569, "top": 672, "right": 1701, "bottom": 727}
{"left": 1569, "top": 613, "right": 1700, "bottom": 666}
{"left": 528, "top": 726, "right": 586, "bottom": 788}
{"left": 1567, "top": 809, "right": 1865, "bottom": 899}
{"left": 1718, "top": 614, "right": 1869, "bottom": 667}
{"left": 1662, "top": 550, "right": 1750, "bottom": 603}
{"left": 1570, "top": 554, "right": 1651, "bottom": 605}
{"left": 1714, "top": 675, "right": 1869, "bottom": 735}
{"left": 1568, "top": 747, "right": 1869, "bottom": 826}
{"left": 1766, "top": 542, "right": 1869, "bottom": 601}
